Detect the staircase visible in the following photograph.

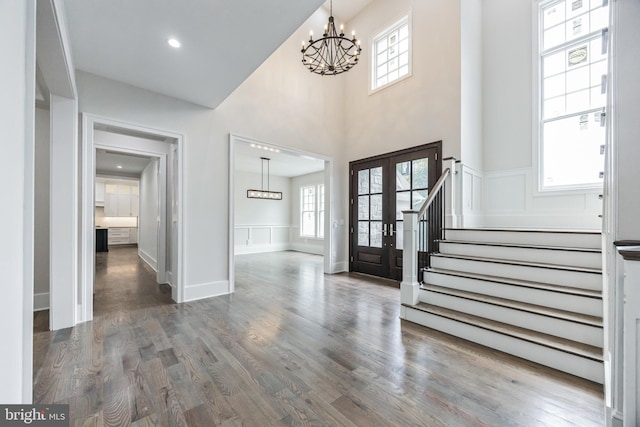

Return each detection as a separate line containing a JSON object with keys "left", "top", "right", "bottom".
{"left": 401, "top": 228, "right": 604, "bottom": 384}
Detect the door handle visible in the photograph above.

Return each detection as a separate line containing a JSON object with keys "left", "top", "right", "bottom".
{"left": 382, "top": 223, "right": 388, "bottom": 236}
{"left": 390, "top": 223, "right": 395, "bottom": 236}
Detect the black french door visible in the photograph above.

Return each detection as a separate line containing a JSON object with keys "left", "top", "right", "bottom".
{"left": 349, "top": 142, "right": 441, "bottom": 281}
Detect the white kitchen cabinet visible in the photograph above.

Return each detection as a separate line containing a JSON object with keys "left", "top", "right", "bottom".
{"left": 103, "top": 182, "right": 139, "bottom": 217}
{"left": 108, "top": 227, "right": 139, "bottom": 245}
{"left": 95, "top": 181, "right": 105, "bottom": 206}
{"left": 129, "top": 228, "right": 138, "bottom": 244}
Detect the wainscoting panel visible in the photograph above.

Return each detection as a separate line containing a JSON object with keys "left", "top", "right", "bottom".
{"left": 234, "top": 225, "right": 292, "bottom": 255}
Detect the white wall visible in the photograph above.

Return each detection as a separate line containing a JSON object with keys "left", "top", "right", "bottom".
{"left": 34, "top": 107, "right": 50, "bottom": 310}
{"left": 481, "top": 0, "right": 602, "bottom": 229}
{"left": 290, "top": 171, "right": 325, "bottom": 255}
{"left": 344, "top": 0, "right": 462, "bottom": 163}
{"left": 234, "top": 170, "right": 291, "bottom": 254}
{"left": 76, "top": 8, "right": 349, "bottom": 300}
{"left": 139, "top": 158, "right": 159, "bottom": 269}
{"left": 0, "top": 0, "right": 35, "bottom": 404}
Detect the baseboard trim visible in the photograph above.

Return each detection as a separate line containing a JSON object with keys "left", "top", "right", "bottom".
{"left": 183, "top": 280, "right": 230, "bottom": 302}
{"left": 34, "top": 292, "right": 49, "bottom": 311}
{"left": 234, "top": 243, "right": 290, "bottom": 255}
{"left": 290, "top": 243, "right": 324, "bottom": 256}
{"left": 138, "top": 248, "right": 158, "bottom": 271}
{"left": 332, "top": 261, "right": 348, "bottom": 274}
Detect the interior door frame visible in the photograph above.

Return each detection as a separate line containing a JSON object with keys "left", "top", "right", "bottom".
{"left": 80, "top": 114, "right": 185, "bottom": 323}
{"left": 349, "top": 141, "right": 442, "bottom": 281}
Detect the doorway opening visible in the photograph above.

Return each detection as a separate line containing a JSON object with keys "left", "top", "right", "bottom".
{"left": 80, "top": 115, "right": 183, "bottom": 322}
{"left": 229, "top": 135, "right": 333, "bottom": 293}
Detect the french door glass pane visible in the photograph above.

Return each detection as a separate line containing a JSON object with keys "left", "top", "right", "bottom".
{"left": 396, "top": 191, "right": 410, "bottom": 220}
{"left": 358, "top": 196, "right": 369, "bottom": 220}
{"left": 358, "top": 170, "right": 369, "bottom": 194}
{"left": 370, "top": 167, "right": 383, "bottom": 193}
{"left": 412, "top": 158, "right": 428, "bottom": 188}
{"left": 370, "top": 195, "right": 383, "bottom": 220}
{"left": 412, "top": 190, "right": 428, "bottom": 210}
{"left": 396, "top": 221, "right": 404, "bottom": 250}
{"left": 358, "top": 221, "right": 369, "bottom": 246}
{"left": 370, "top": 222, "right": 383, "bottom": 248}
{"left": 396, "top": 161, "right": 411, "bottom": 190}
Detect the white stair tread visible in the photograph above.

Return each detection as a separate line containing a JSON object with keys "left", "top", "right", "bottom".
{"left": 424, "top": 268, "right": 602, "bottom": 299}
{"left": 431, "top": 253, "right": 602, "bottom": 274}
{"left": 439, "top": 240, "right": 601, "bottom": 254}
{"left": 405, "top": 302, "right": 603, "bottom": 362}
{"left": 445, "top": 227, "right": 600, "bottom": 235}
{"left": 420, "top": 284, "right": 602, "bottom": 327}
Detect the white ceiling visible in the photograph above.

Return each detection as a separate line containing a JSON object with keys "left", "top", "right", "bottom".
{"left": 235, "top": 142, "right": 324, "bottom": 178}
{"left": 63, "top": 0, "right": 325, "bottom": 109}
{"left": 322, "top": 0, "right": 373, "bottom": 22}
{"left": 96, "top": 149, "right": 152, "bottom": 178}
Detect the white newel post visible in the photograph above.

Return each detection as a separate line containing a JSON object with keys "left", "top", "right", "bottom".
{"left": 444, "top": 158, "right": 457, "bottom": 228}
{"left": 618, "top": 247, "right": 640, "bottom": 427}
{"left": 400, "top": 210, "right": 420, "bottom": 312}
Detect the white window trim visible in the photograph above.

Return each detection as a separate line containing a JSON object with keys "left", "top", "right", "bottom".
{"left": 368, "top": 12, "right": 413, "bottom": 95}
{"left": 300, "top": 185, "right": 316, "bottom": 238}
{"left": 533, "top": 0, "right": 607, "bottom": 195}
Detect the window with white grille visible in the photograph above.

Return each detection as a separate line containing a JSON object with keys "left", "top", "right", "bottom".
{"left": 539, "top": 0, "right": 609, "bottom": 190}
{"left": 371, "top": 16, "right": 410, "bottom": 92}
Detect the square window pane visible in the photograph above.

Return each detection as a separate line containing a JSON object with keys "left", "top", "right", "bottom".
{"left": 543, "top": 114, "right": 605, "bottom": 187}
{"left": 377, "top": 76, "right": 388, "bottom": 88}
{"left": 358, "top": 170, "right": 369, "bottom": 194}
{"left": 399, "top": 39, "right": 409, "bottom": 54}
{"left": 590, "top": 86, "right": 606, "bottom": 108}
{"left": 371, "top": 167, "right": 383, "bottom": 193}
{"left": 566, "top": 65, "right": 590, "bottom": 93}
{"left": 302, "top": 212, "right": 315, "bottom": 236}
{"left": 396, "top": 191, "right": 411, "bottom": 220}
{"left": 358, "top": 222, "right": 369, "bottom": 246}
{"left": 544, "top": 95, "right": 566, "bottom": 119}
{"left": 544, "top": 3, "right": 566, "bottom": 29}
{"left": 544, "top": 24, "right": 566, "bottom": 50}
{"left": 590, "top": 60, "right": 607, "bottom": 87}
{"left": 370, "top": 222, "right": 383, "bottom": 248}
{"left": 544, "top": 51, "right": 565, "bottom": 77}
{"left": 388, "top": 31, "right": 398, "bottom": 46}
{"left": 388, "top": 69, "right": 399, "bottom": 82}
{"left": 377, "top": 63, "right": 387, "bottom": 78}
{"left": 399, "top": 65, "right": 409, "bottom": 77}
{"left": 567, "top": 0, "right": 589, "bottom": 19}
{"left": 388, "top": 58, "right": 398, "bottom": 72}
{"left": 396, "top": 161, "right": 411, "bottom": 191}
{"left": 399, "top": 24, "right": 409, "bottom": 40}
{"left": 370, "top": 194, "right": 383, "bottom": 220}
{"left": 590, "top": 38, "right": 606, "bottom": 63}
{"left": 412, "top": 190, "right": 428, "bottom": 211}
{"left": 544, "top": 74, "right": 566, "bottom": 99}
{"left": 399, "top": 52, "right": 409, "bottom": 67}
{"left": 566, "top": 14, "right": 589, "bottom": 41}
{"left": 566, "top": 88, "right": 590, "bottom": 114}
{"left": 412, "top": 158, "right": 429, "bottom": 189}
{"left": 376, "top": 38, "right": 387, "bottom": 53}
{"left": 377, "top": 51, "right": 387, "bottom": 65}
{"left": 358, "top": 196, "right": 369, "bottom": 220}
{"left": 590, "top": 6, "right": 608, "bottom": 31}
{"left": 388, "top": 46, "right": 397, "bottom": 58}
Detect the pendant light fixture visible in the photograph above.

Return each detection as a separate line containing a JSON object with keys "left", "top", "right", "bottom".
{"left": 247, "top": 157, "right": 282, "bottom": 200}
{"left": 301, "top": 0, "right": 362, "bottom": 75}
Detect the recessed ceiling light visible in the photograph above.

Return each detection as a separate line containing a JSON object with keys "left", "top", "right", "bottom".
{"left": 167, "top": 38, "right": 181, "bottom": 48}
{"left": 116, "top": 165, "right": 123, "bottom": 169}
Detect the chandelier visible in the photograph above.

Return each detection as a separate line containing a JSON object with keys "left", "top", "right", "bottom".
{"left": 247, "top": 157, "right": 282, "bottom": 200}
{"left": 301, "top": 0, "right": 362, "bottom": 75}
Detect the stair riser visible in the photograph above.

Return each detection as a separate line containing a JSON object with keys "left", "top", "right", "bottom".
{"left": 423, "top": 272, "right": 603, "bottom": 317}
{"left": 431, "top": 256, "right": 602, "bottom": 290}
{"left": 401, "top": 306, "right": 603, "bottom": 384}
{"left": 439, "top": 242, "right": 601, "bottom": 270}
{"left": 445, "top": 230, "right": 601, "bottom": 250}
{"left": 419, "top": 290, "right": 603, "bottom": 347}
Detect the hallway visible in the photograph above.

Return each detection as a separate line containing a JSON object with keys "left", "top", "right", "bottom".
{"left": 33, "top": 251, "right": 604, "bottom": 425}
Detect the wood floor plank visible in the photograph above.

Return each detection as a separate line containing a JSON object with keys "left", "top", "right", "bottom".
{"left": 33, "top": 248, "right": 604, "bottom": 426}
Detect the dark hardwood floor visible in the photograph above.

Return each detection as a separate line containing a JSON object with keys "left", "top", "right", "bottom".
{"left": 33, "top": 249, "right": 604, "bottom": 426}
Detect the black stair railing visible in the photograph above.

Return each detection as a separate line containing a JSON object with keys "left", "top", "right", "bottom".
{"left": 416, "top": 168, "right": 450, "bottom": 273}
